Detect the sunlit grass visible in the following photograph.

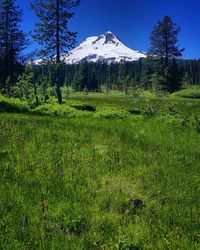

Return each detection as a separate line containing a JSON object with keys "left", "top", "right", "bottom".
{"left": 0, "top": 93, "right": 200, "bottom": 249}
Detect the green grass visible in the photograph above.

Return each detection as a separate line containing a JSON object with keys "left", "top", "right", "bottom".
{"left": 171, "top": 86, "right": 200, "bottom": 99}
{"left": 0, "top": 92, "right": 200, "bottom": 249}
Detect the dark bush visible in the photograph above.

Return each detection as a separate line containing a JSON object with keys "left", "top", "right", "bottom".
{"left": 120, "top": 199, "right": 145, "bottom": 215}
{"left": 71, "top": 104, "right": 96, "bottom": 112}
{"left": 128, "top": 109, "right": 142, "bottom": 115}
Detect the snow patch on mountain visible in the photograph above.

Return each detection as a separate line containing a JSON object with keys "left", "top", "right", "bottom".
{"left": 63, "top": 31, "right": 146, "bottom": 64}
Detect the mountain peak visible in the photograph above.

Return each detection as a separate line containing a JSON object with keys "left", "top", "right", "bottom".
{"left": 104, "top": 31, "right": 113, "bottom": 34}
{"left": 63, "top": 32, "right": 146, "bottom": 64}
{"left": 104, "top": 31, "right": 114, "bottom": 35}
{"left": 103, "top": 31, "right": 117, "bottom": 44}
{"left": 104, "top": 31, "right": 115, "bottom": 37}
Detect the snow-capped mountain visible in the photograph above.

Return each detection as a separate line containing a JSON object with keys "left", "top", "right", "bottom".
{"left": 63, "top": 31, "right": 146, "bottom": 64}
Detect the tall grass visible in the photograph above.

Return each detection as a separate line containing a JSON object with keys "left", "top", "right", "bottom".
{"left": 0, "top": 93, "right": 200, "bottom": 249}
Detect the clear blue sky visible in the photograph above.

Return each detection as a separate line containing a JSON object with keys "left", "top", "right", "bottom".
{"left": 17, "top": 0, "right": 200, "bottom": 59}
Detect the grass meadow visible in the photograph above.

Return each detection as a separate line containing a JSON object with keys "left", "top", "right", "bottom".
{"left": 0, "top": 92, "right": 200, "bottom": 249}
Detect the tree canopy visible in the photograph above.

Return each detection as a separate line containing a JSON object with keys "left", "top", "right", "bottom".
{"left": 149, "top": 15, "right": 184, "bottom": 65}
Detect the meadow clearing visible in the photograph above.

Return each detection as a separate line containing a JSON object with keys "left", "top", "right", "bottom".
{"left": 0, "top": 92, "right": 200, "bottom": 249}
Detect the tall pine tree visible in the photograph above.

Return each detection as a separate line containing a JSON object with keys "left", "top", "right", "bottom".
{"left": 31, "top": 0, "right": 80, "bottom": 104}
{"left": 148, "top": 16, "right": 184, "bottom": 92}
{"left": 149, "top": 16, "right": 184, "bottom": 66}
{"left": 0, "top": 0, "right": 27, "bottom": 94}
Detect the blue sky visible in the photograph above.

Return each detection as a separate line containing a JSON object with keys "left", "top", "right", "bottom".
{"left": 17, "top": 0, "right": 200, "bottom": 59}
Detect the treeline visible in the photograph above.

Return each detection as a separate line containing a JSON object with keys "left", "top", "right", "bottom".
{"left": 34, "top": 59, "right": 200, "bottom": 92}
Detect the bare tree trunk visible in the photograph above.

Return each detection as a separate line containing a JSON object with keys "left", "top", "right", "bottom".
{"left": 164, "top": 31, "right": 169, "bottom": 66}
{"left": 33, "top": 81, "right": 39, "bottom": 106}
{"left": 56, "top": 0, "right": 62, "bottom": 104}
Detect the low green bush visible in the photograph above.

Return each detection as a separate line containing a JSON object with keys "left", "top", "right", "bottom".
{"left": 34, "top": 103, "right": 93, "bottom": 117}
{"left": 172, "top": 86, "right": 200, "bottom": 99}
{"left": 0, "top": 95, "right": 29, "bottom": 113}
{"left": 34, "top": 104, "right": 76, "bottom": 116}
{"left": 34, "top": 102, "right": 128, "bottom": 120}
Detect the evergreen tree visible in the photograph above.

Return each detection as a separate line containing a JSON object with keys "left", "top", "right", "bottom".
{"left": 0, "top": 0, "right": 27, "bottom": 93}
{"left": 38, "top": 75, "right": 51, "bottom": 103}
{"left": 72, "top": 62, "right": 87, "bottom": 91}
{"left": 149, "top": 72, "right": 165, "bottom": 92}
{"left": 140, "top": 57, "right": 154, "bottom": 89}
{"left": 31, "top": 0, "right": 80, "bottom": 104}
{"left": 105, "top": 64, "right": 112, "bottom": 94}
{"left": 13, "top": 63, "right": 38, "bottom": 107}
{"left": 148, "top": 16, "right": 184, "bottom": 92}
{"left": 121, "top": 75, "right": 132, "bottom": 95}
{"left": 117, "top": 61, "right": 125, "bottom": 86}
{"left": 149, "top": 16, "right": 184, "bottom": 65}
{"left": 164, "top": 59, "right": 182, "bottom": 92}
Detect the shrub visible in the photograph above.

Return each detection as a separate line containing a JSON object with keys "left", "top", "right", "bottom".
{"left": 128, "top": 108, "right": 142, "bottom": 115}
{"left": 34, "top": 104, "right": 75, "bottom": 116}
{"left": 71, "top": 104, "right": 96, "bottom": 112}
{"left": 172, "top": 86, "right": 200, "bottom": 99}
{"left": 0, "top": 95, "right": 29, "bottom": 113}
{"left": 144, "top": 105, "right": 159, "bottom": 118}
{"left": 34, "top": 103, "right": 94, "bottom": 117}
{"left": 12, "top": 63, "right": 38, "bottom": 108}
